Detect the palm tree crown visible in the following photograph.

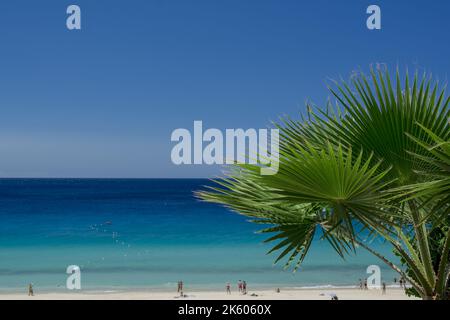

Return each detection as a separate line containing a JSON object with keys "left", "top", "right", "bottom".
{"left": 197, "top": 67, "right": 450, "bottom": 300}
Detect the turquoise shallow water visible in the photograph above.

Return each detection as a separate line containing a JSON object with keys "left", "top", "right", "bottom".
{"left": 0, "top": 179, "right": 398, "bottom": 292}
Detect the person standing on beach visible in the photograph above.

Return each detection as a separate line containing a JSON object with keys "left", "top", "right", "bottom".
{"left": 364, "top": 279, "right": 368, "bottom": 290}
{"left": 243, "top": 281, "right": 247, "bottom": 294}
{"left": 382, "top": 282, "right": 386, "bottom": 295}
{"left": 28, "top": 283, "right": 34, "bottom": 296}
{"left": 358, "top": 278, "right": 363, "bottom": 290}
{"left": 226, "top": 283, "right": 231, "bottom": 295}
{"left": 177, "top": 280, "right": 184, "bottom": 294}
{"left": 238, "top": 280, "right": 242, "bottom": 293}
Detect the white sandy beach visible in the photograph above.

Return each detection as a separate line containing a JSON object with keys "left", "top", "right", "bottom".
{"left": 0, "top": 288, "right": 417, "bottom": 300}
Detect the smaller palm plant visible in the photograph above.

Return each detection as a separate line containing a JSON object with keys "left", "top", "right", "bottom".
{"left": 394, "top": 124, "right": 450, "bottom": 298}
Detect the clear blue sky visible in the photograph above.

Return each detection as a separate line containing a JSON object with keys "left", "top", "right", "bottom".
{"left": 0, "top": 0, "right": 449, "bottom": 178}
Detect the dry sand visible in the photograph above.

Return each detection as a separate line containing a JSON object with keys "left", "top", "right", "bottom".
{"left": 0, "top": 287, "right": 417, "bottom": 300}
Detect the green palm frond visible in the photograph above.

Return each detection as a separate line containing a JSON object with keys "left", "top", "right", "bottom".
{"left": 196, "top": 173, "right": 323, "bottom": 270}
{"left": 197, "top": 142, "right": 395, "bottom": 268}
{"left": 197, "top": 66, "right": 450, "bottom": 299}
{"left": 397, "top": 123, "right": 450, "bottom": 219}
{"left": 316, "top": 69, "right": 449, "bottom": 184}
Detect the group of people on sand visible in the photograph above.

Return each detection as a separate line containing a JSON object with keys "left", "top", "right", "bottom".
{"left": 358, "top": 277, "right": 406, "bottom": 294}
{"left": 176, "top": 280, "right": 248, "bottom": 296}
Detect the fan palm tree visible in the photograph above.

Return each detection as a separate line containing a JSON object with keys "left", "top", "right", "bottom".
{"left": 197, "top": 67, "right": 450, "bottom": 300}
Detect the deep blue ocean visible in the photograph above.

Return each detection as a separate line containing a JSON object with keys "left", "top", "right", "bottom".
{"left": 0, "top": 179, "right": 398, "bottom": 292}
